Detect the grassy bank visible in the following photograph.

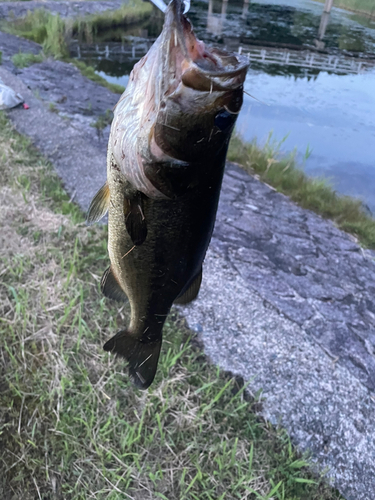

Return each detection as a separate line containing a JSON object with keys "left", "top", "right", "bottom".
{"left": 1, "top": 0, "right": 151, "bottom": 92}
{"left": 72, "top": 59, "right": 125, "bottom": 94}
{"left": 3, "top": 0, "right": 153, "bottom": 49}
{"left": 313, "top": 0, "right": 375, "bottom": 17}
{"left": 227, "top": 135, "right": 375, "bottom": 249}
{"left": 0, "top": 110, "right": 343, "bottom": 499}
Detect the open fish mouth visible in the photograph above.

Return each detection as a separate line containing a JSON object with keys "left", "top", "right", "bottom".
{"left": 159, "top": 0, "right": 248, "bottom": 96}
{"left": 149, "top": 0, "right": 249, "bottom": 163}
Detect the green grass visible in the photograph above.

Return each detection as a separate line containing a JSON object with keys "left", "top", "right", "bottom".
{"left": 313, "top": 0, "right": 375, "bottom": 17}
{"left": 11, "top": 50, "right": 44, "bottom": 68}
{"left": 227, "top": 134, "right": 375, "bottom": 249}
{"left": 2, "top": 9, "right": 70, "bottom": 58}
{"left": 0, "top": 110, "right": 343, "bottom": 499}
{"left": 90, "top": 109, "right": 115, "bottom": 139}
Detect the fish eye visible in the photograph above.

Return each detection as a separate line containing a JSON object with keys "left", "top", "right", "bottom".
{"left": 214, "top": 110, "right": 235, "bottom": 133}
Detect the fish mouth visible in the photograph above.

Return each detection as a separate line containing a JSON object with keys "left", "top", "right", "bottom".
{"left": 160, "top": 0, "right": 248, "bottom": 97}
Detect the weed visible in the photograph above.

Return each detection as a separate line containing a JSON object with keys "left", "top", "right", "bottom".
{"left": 2, "top": 9, "right": 69, "bottom": 56}
{"left": 11, "top": 51, "right": 44, "bottom": 68}
{"left": 42, "top": 12, "right": 70, "bottom": 58}
{"left": 90, "top": 109, "right": 113, "bottom": 139}
{"left": 48, "top": 102, "right": 58, "bottom": 113}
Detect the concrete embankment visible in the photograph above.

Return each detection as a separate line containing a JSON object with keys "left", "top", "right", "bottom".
{"left": 1, "top": 30, "right": 375, "bottom": 500}
{"left": 0, "top": 0, "right": 126, "bottom": 21}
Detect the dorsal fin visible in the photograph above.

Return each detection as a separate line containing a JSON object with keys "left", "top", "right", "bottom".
{"left": 174, "top": 268, "right": 203, "bottom": 305}
{"left": 100, "top": 266, "right": 128, "bottom": 302}
{"left": 86, "top": 182, "right": 110, "bottom": 225}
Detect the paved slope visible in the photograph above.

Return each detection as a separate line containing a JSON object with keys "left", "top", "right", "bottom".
{"left": 183, "top": 164, "right": 375, "bottom": 500}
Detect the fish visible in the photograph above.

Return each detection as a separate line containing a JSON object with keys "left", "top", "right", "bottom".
{"left": 86, "top": 0, "right": 248, "bottom": 389}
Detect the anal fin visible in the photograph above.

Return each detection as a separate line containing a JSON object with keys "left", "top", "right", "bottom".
{"left": 103, "top": 331, "right": 162, "bottom": 389}
{"left": 100, "top": 266, "right": 128, "bottom": 302}
{"left": 125, "top": 194, "right": 147, "bottom": 246}
{"left": 86, "top": 182, "right": 110, "bottom": 225}
{"left": 174, "top": 268, "right": 203, "bottom": 305}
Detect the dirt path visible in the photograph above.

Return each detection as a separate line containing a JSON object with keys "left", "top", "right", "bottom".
{"left": 2, "top": 30, "right": 375, "bottom": 500}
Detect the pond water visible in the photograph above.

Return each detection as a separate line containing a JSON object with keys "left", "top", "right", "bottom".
{"left": 70, "top": 0, "right": 375, "bottom": 212}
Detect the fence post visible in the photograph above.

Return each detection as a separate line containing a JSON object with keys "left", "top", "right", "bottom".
{"left": 242, "top": 0, "right": 250, "bottom": 18}
{"left": 324, "top": 0, "right": 334, "bottom": 13}
{"left": 318, "top": 11, "right": 330, "bottom": 40}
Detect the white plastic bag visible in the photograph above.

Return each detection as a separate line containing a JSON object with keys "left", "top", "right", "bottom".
{"left": 0, "top": 77, "right": 24, "bottom": 110}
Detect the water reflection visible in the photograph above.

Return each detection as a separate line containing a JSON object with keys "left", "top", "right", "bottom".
{"left": 238, "top": 68, "right": 375, "bottom": 212}
{"left": 207, "top": 0, "right": 228, "bottom": 37}
{"left": 242, "top": 0, "right": 250, "bottom": 19}
{"left": 206, "top": 0, "right": 251, "bottom": 35}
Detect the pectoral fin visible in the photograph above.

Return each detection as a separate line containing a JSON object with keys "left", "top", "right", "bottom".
{"left": 125, "top": 195, "right": 147, "bottom": 246}
{"left": 100, "top": 266, "right": 128, "bottom": 302}
{"left": 86, "top": 182, "right": 110, "bottom": 225}
{"left": 174, "top": 268, "right": 203, "bottom": 305}
{"left": 103, "top": 331, "right": 162, "bottom": 389}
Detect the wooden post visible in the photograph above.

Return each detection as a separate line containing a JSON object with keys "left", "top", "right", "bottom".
{"left": 324, "top": 0, "right": 334, "bottom": 13}
{"left": 318, "top": 11, "right": 330, "bottom": 40}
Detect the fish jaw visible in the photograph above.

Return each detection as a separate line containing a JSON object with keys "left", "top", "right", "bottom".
{"left": 110, "top": 0, "right": 249, "bottom": 199}
{"left": 160, "top": 0, "right": 248, "bottom": 96}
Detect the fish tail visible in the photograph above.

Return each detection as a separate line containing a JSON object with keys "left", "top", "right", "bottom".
{"left": 103, "top": 331, "right": 162, "bottom": 389}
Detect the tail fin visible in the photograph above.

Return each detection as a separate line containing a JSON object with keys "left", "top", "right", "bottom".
{"left": 103, "top": 331, "right": 162, "bottom": 389}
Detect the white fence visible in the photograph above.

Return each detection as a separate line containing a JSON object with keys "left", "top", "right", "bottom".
{"left": 238, "top": 46, "right": 374, "bottom": 74}
{"left": 70, "top": 40, "right": 375, "bottom": 76}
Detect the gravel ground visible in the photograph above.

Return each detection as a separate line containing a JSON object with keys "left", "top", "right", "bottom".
{"left": 1, "top": 30, "right": 375, "bottom": 500}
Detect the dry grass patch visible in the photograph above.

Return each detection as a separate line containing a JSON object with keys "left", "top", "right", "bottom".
{"left": 0, "top": 111, "right": 343, "bottom": 499}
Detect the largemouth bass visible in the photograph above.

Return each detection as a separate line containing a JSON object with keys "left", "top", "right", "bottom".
{"left": 87, "top": 0, "right": 248, "bottom": 389}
